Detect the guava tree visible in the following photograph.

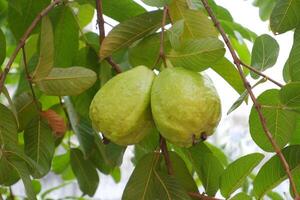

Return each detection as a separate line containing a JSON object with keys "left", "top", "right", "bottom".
{"left": 0, "top": 0, "right": 300, "bottom": 199}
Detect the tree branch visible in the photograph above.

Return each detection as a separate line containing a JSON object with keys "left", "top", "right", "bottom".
{"left": 159, "top": 135, "right": 173, "bottom": 175}
{"left": 21, "top": 47, "right": 40, "bottom": 112}
{"left": 9, "top": 187, "right": 15, "bottom": 200}
{"left": 95, "top": 0, "right": 122, "bottom": 74}
{"left": 188, "top": 192, "right": 222, "bottom": 200}
{"left": 153, "top": 6, "right": 169, "bottom": 68}
{"left": 0, "top": 0, "right": 62, "bottom": 93}
{"left": 200, "top": 0, "right": 299, "bottom": 199}
{"left": 240, "top": 61, "right": 283, "bottom": 87}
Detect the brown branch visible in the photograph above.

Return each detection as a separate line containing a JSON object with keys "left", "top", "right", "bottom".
{"left": 153, "top": 6, "right": 169, "bottom": 69}
{"left": 159, "top": 135, "right": 173, "bottom": 175}
{"left": 240, "top": 61, "right": 283, "bottom": 87}
{"left": 21, "top": 47, "right": 40, "bottom": 112}
{"left": 188, "top": 192, "right": 222, "bottom": 200}
{"left": 200, "top": 0, "right": 299, "bottom": 199}
{"left": 0, "top": 0, "right": 62, "bottom": 93}
{"left": 9, "top": 187, "right": 15, "bottom": 200}
{"left": 95, "top": 0, "right": 122, "bottom": 74}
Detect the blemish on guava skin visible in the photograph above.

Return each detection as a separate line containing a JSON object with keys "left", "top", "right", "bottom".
{"left": 192, "top": 134, "right": 197, "bottom": 145}
{"left": 192, "top": 132, "right": 207, "bottom": 145}
{"left": 201, "top": 132, "right": 207, "bottom": 141}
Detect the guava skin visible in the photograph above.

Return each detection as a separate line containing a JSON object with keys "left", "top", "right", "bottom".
{"left": 89, "top": 66, "right": 155, "bottom": 146}
{"left": 151, "top": 67, "right": 221, "bottom": 147}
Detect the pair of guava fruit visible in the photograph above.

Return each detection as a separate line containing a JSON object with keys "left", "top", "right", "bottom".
{"left": 89, "top": 66, "right": 221, "bottom": 147}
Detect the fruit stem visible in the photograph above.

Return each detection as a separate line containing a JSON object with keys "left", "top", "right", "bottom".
{"left": 159, "top": 135, "right": 173, "bottom": 175}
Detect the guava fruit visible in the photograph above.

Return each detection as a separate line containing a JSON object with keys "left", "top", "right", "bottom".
{"left": 89, "top": 66, "right": 155, "bottom": 146}
{"left": 151, "top": 67, "right": 221, "bottom": 147}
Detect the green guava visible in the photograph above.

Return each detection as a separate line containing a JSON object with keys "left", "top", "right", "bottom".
{"left": 151, "top": 67, "right": 221, "bottom": 147}
{"left": 89, "top": 66, "right": 155, "bottom": 146}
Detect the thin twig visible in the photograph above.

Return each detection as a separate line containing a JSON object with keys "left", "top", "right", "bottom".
{"left": 160, "top": 6, "right": 168, "bottom": 68}
{"left": 159, "top": 135, "right": 173, "bottom": 175}
{"left": 21, "top": 47, "right": 40, "bottom": 111}
{"left": 240, "top": 61, "right": 283, "bottom": 87}
{"left": 188, "top": 192, "right": 222, "bottom": 200}
{"left": 0, "top": 0, "right": 62, "bottom": 93}
{"left": 9, "top": 187, "right": 14, "bottom": 200}
{"left": 200, "top": 0, "right": 299, "bottom": 199}
{"left": 95, "top": 0, "right": 122, "bottom": 74}
{"left": 153, "top": 6, "right": 169, "bottom": 69}
{"left": 58, "top": 96, "right": 71, "bottom": 146}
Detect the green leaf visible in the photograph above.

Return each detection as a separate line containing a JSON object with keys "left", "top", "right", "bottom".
{"left": 129, "top": 33, "right": 170, "bottom": 69}
{"left": 100, "top": 60, "right": 113, "bottom": 87}
{"left": 167, "top": 20, "right": 184, "bottom": 50}
{"left": 283, "top": 59, "right": 291, "bottom": 83}
{"left": 169, "top": 0, "right": 218, "bottom": 39}
{"left": 290, "top": 118, "right": 300, "bottom": 145}
{"left": 32, "top": 16, "right": 54, "bottom": 80}
{"left": 250, "top": 34, "right": 279, "bottom": 79}
{"left": 24, "top": 116, "right": 55, "bottom": 178}
{"left": 100, "top": 10, "right": 163, "bottom": 59}
{"left": 227, "top": 78, "right": 267, "bottom": 114}
{"left": 7, "top": 0, "right": 50, "bottom": 40}
{"left": 270, "top": 0, "right": 300, "bottom": 34}
{"left": 0, "top": 28, "right": 5, "bottom": 66}
{"left": 35, "top": 67, "right": 97, "bottom": 96}
{"left": 142, "top": 0, "right": 172, "bottom": 7}
{"left": 221, "top": 20, "right": 257, "bottom": 42}
{"left": 220, "top": 153, "right": 264, "bottom": 198}
{"left": 71, "top": 47, "right": 100, "bottom": 117}
{"left": 253, "top": 145, "right": 300, "bottom": 198}
{"left": 167, "top": 38, "right": 225, "bottom": 72}
{"left": 65, "top": 0, "right": 146, "bottom": 23}
{"left": 63, "top": 97, "right": 95, "bottom": 156}
{"left": 211, "top": 58, "right": 244, "bottom": 95}
{"left": 70, "top": 148, "right": 99, "bottom": 196}
{"left": 52, "top": 5, "right": 79, "bottom": 67}
{"left": 205, "top": 142, "right": 228, "bottom": 167}
{"left": 267, "top": 191, "right": 285, "bottom": 200}
{"left": 288, "top": 27, "right": 300, "bottom": 81}
{"left": 14, "top": 92, "right": 39, "bottom": 131}
{"left": 32, "top": 179, "right": 42, "bottom": 195}
{"left": 249, "top": 89, "right": 297, "bottom": 152}
{"left": 168, "top": 152, "right": 199, "bottom": 194}
{"left": 253, "top": 0, "right": 277, "bottom": 21}
{"left": 227, "top": 90, "right": 248, "bottom": 115}
{"left": 280, "top": 82, "right": 300, "bottom": 109}
{"left": 229, "top": 192, "right": 252, "bottom": 200}
{"left": 133, "top": 129, "right": 160, "bottom": 165}
{"left": 230, "top": 36, "right": 251, "bottom": 65}
{"left": 0, "top": 155, "right": 19, "bottom": 185}
{"left": 52, "top": 151, "right": 70, "bottom": 174}
{"left": 76, "top": 3, "right": 94, "bottom": 28}
{"left": 94, "top": 132, "right": 126, "bottom": 167}
{"left": 7, "top": 159, "right": 37, "bottom": 200}
{"left": 0, "top": 103, "right": 18, "bottom": 147}
{"left": 122, "top": 153, "right": 192, "bottom": 200}
{"left": 290, "top": 168, "right": 300, "bottom": 198}
{"left": 185, "top": 142, "right": 224, "bottom": 196}
{"left": 1, "top": 86, "right": 19, "bottom": 128}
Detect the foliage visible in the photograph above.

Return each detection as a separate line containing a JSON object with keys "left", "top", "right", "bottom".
{"left": 0, "top": 0, "right": 299, "bottom": 199}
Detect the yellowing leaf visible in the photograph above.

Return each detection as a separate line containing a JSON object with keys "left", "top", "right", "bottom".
{"left": 100, "top": 10, "right": 163, "bottom": 59}
{"left": 169, "top": 0, "right": 218, "bottom": 39}
{"left": 32, "top": 16, "right": 54, "bottom": 80}
{"left": 35, "top": 67, "right": 97, "bottom": 96}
